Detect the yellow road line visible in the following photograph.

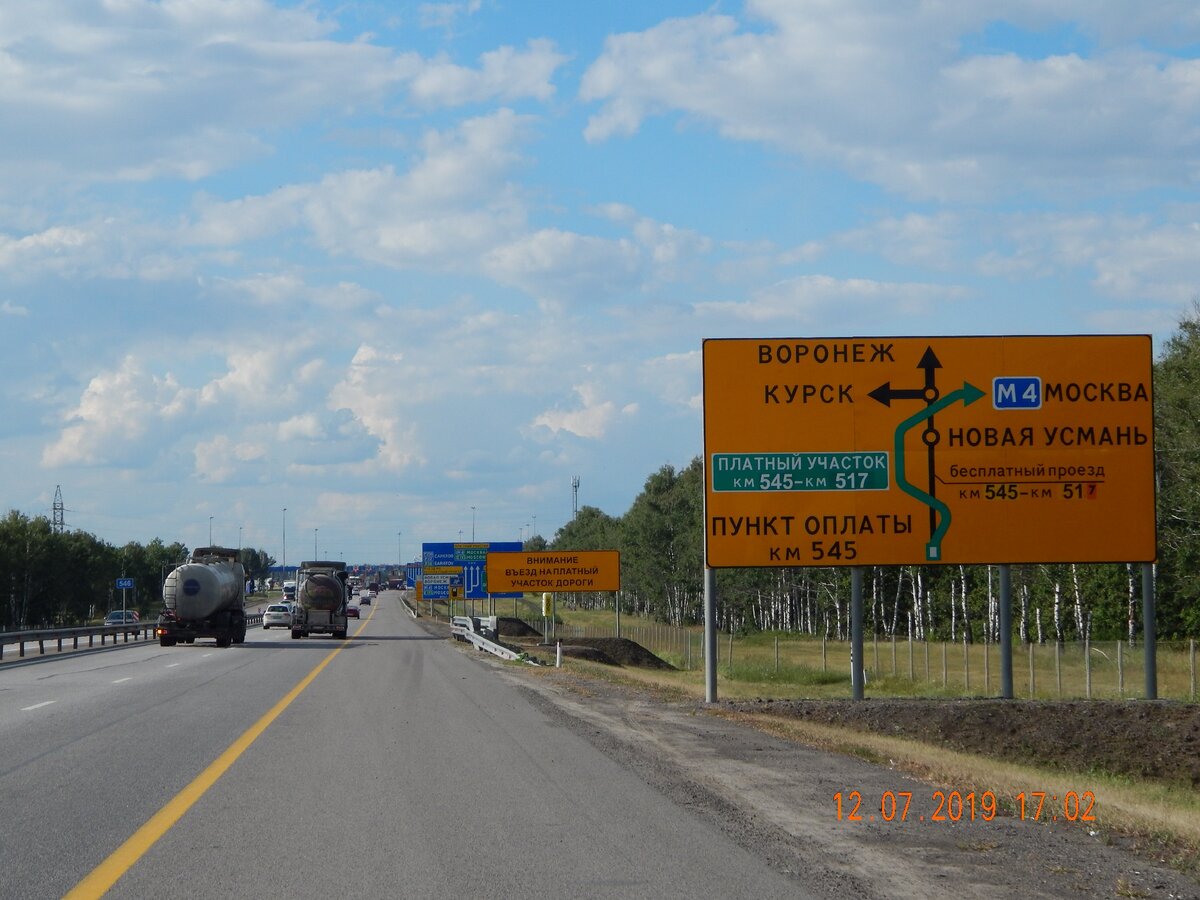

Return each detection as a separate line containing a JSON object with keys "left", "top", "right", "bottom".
{"left": 65, "top": 609, "right": 376, "bottom": 899}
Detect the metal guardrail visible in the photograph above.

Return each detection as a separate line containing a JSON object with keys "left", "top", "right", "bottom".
{"left": 0, "top": 613, "right": 265, "bottom": 661}
{"left": 0, "top": 623, "right": 156, "bottom": 660}
{"left": 450, "top": 615, "right": 536, "bottom": 663}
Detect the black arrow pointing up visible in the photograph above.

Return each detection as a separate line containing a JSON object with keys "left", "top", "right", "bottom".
{"left": 918, "top": 346, "right": 941, "bottom": 389}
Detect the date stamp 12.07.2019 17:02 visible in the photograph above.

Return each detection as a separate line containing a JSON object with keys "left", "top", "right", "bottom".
{"left": 834, "top": 789, "right": 1097, "bottom": 825}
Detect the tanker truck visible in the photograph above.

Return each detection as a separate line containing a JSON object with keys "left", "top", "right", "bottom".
{"left": 156, "top": 547, "right": 247, "bottom": 647}
{"left": 291, "top": 560, "right": 349, "bottom": 640}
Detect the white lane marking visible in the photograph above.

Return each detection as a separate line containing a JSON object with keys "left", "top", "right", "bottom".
{"left": 22, "top": 701, "right": 56, "bottom": 711}
{"left": 165, "top": 663, "right": 180, "bottom": 668}
{"left": 113, "top": 677, "right": 133, "bottom": 684}
{"left": 201, "top": 653, "right": 213, "bottom": 658}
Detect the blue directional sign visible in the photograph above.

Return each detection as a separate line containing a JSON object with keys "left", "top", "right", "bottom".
{"left": 115, "top": 577, "right": 134, "bottom": 589}
{"left": 421, "top": 541, "right": 522, "bottom": 599}
{"left": 993, "top": 376, "right": 1041, "bottom": 410}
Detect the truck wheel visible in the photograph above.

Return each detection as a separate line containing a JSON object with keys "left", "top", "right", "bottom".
{"left": 216, "top": 635, "right": 231, "bottom": 648}
{"left": 159, "top": 637, "right": 176, "bottom": 647}
{"left": 334, "top": 630, "right": 347, "bottom": 639}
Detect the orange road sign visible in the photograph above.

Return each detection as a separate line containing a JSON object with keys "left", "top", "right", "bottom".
{"left": 703, "top": 336, "right": 1156, "bottom": 567}
{"left": 486, "top": 550, "right": 621, "bottom": 592}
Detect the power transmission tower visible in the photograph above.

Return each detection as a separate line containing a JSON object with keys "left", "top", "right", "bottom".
{"left": 572, "top": 475, "right": 580, "bottom": 519}
{"left": 52, "top": 485, "right": 65, "bottom": 534}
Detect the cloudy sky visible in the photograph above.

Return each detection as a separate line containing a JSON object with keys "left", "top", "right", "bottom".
{"left": 3, "top": 0, "right": 1199, "bottom": 564}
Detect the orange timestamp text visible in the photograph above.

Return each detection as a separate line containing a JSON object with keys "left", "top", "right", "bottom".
{"left": 834, "top": 789, "right": 1097, "bottom": 824}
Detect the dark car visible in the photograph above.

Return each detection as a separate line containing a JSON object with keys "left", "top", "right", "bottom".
{"left": 346, "top": 604, "right": 360, "bottom": 618}
{"left": 103, "top": 610, "right": 141, "bottom": 626}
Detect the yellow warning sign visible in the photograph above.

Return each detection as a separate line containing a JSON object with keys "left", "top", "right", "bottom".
{"left": 486, "top": 550, "right": 621, "bottom": 593}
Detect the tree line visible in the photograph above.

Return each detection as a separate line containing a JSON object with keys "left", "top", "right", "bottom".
{"left": 0, "top": 513, "right": 274, "bottom": 629}
{"left": 550, "top": 311, "right": 1200, "bottom": 642}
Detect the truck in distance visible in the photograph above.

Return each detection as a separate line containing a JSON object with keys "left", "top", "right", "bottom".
{"left": 291, "top": 560, "right": 350, "bottom": 640}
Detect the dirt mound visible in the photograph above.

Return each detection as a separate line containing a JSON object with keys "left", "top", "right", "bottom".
{"left": 497, "top": 617, "right": 541, "bottom": 637}
{"left": 723, "top": 697, "right": 1200, "bottom": 787}
{"left": 554, "top": 637, "right": 674, "bottom": 670}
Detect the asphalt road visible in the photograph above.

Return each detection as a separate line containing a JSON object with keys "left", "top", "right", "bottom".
{"left": 0, "top": 594, "right": 805, "bottom": 899}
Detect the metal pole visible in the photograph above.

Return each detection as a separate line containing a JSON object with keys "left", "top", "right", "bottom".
{"left": 999, "top": 564, "right": 1014, "bottom": 699}
{"left": 1085, "top": 631, "right": 1092, "bottom": 699}
{"left": 704, "top": 567, "right": 717, "bottom": 702}
{"left": 851, "top": 566, "right": 864, "bottom": 700}
{"left": 1143, "top": 562, "right": 1157, "bottom": 700}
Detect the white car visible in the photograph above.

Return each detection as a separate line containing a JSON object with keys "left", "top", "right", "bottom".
{"left": 262, "top": 603, "right": 293, "bottom": 629}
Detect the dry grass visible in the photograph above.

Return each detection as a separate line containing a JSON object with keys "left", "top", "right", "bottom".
{"left": 549, "top": 607, "right": 1200, "bottom": 702}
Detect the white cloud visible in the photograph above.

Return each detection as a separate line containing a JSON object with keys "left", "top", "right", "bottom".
{"left": 328, "top": 343, "right": 426, "bottom": 472}
{"left": 580, "top": 2, "right": 1200, "bottom": 200}
{"left": 484, "top": 229, "right": 643, "bottom": 308}
{"left": 642, "top": 350, "right": 701, "bottom": 412}
{"left": 0, "top": 3, "right": 563, "bottom": 196}
{"left": 194, "top": 434, "right": 266, "bottom": 484}
{"left": 409, "top": 40, "right": 567, "bottom": 106}
{"left": 532, "top": 383, "right": 626, "bottom": 439}
{"left": 419, "top": 1, "right": 483, "bottom": 32}
{"left": 187, "top": 110, "right": 532, "bottom": 270}
{"left": 0, "top": 226, "right": 93, "bottom": 274}
{"left": 41, "top": 356, "right": 189, "bottom": 467}
{"left": 696, "top": 274, "right": 968, "bottom": 324}
{"left": 278, "top": 414, "right": 325, "bottom": 442}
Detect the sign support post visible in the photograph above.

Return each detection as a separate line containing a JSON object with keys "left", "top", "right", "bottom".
{"left": 999, "top": 564, "right": 1013, "bottom": 699}
{"left": 851, "top": 567, "right": 864, "bottom": 700}
{"left": 1143, "top": 563, "right": 1157, "bottom": 699}
{"left": 704, "top": 568, "right": 717, "bottom": 703}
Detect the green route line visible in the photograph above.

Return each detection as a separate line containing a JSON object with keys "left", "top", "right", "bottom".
{"left": 894, "top": 381, "right": 986, "bottom": 560}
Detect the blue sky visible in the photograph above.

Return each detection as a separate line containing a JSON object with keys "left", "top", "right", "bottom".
{"left": 3, "top": 0, "right": 1199, "bottom": 564}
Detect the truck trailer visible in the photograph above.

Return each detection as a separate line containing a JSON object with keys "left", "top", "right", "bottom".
{"left": 157, "top": 547, "right": 247, "bottom": 647}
